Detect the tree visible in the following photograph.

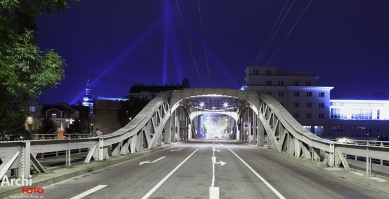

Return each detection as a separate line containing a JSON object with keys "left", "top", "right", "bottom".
{"left": 37, "top": 118, "right": 58, "bottom": 134}
{"left": 65, "top": 119, "right": 87, "bottom": 134}
{"left": 72, "top": 106, "right": 91, "bottom": 132}
{"left": 117, "top": 98, "right": 150, "bottom": 127}
{"left": 0, "top": 0, "right": 79, "bottom": 133}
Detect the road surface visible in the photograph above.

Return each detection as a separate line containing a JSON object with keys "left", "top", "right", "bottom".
{"left": 38, "top": 139, "right": 388, "bottom": 199}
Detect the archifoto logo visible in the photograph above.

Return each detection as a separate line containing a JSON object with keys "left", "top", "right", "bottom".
{"left": 0, "top": 175, "right": 32, "bottom": 187}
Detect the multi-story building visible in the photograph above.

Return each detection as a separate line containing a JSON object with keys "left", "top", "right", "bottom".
{"left": 243, "top": 66, "right": 389, "bottom": 140}
{"left": 39, "top": 102, "right": 76, "bottom": 131}
{"left": 93, "top": 96, "right": 128, "bottom": 135}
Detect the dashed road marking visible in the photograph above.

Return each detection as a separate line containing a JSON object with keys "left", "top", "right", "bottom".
{"left": 70, "top": 185, "right": 107, "bottom": 199}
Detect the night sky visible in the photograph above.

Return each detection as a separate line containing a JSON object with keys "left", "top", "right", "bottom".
{"left": 35, "top": 0, "right": 389, "bottom": 105}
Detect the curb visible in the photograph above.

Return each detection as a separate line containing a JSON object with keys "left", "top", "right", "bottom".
{"left": 0, "top": 143, "right": 182, "bottom": 198}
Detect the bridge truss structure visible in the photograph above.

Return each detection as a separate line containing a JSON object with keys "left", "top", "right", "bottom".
{"left": 1, "top": 88, "right": 388, "bottom": 180}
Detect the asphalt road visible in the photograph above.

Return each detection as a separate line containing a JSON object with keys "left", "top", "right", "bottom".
{"left": 39, "top": 139, "right": 389, "bottom": 199}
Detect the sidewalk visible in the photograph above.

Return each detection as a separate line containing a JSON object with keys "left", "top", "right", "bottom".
{"left": 0, "top": 142, "right": 182, "bottom": 198}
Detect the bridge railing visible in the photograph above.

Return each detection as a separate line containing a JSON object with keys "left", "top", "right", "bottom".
{"left": 32, "top": 134, "right": 92, "bottom": 140}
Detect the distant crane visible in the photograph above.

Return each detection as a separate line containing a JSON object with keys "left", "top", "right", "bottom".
{"left": 67, "top": 71, "right": 135, "bottom": 85}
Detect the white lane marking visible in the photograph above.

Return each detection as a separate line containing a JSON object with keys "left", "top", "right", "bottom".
{"left": 139, "top": 156, "right": 166, "bottom": 166}
{"left": 325, "top": 168, "right": 342, "bottom": 171}
{"left": 352, "top": 172, "right": 364, "bottom": 176}
{"left": 209, "top": 187, "right": 219, "bottom": 199}
{"left": 141, "top": 148, "right": 201, "bottom": 199}
{"left": 371, "top": 177, "right": 386, "bottom": 182}
{"left": 218, "top": 141, "right": 286, "bottom": 199}
{"left": 171, "top": 148, "right": 183, "bottom": 152}
{"left": 70, "top": 185, "right": 107, "bottom": 199}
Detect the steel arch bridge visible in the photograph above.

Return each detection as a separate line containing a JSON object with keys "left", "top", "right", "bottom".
{"left": 1, "top": 88, "right": 388, "bottom": 179}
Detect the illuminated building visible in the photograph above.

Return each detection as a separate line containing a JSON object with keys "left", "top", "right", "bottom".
{"left": 243, "top": 66, "right": 389, "bottom": 139}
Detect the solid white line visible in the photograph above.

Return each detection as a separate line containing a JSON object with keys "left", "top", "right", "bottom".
{"left": 218, "top": 141, "right": 286, "bottom": 199}
{"left": 141, "top": 148, "right": 201, "bottom": 199}
{"left": 70, "top": 185, "right": 108, "bottom": 199}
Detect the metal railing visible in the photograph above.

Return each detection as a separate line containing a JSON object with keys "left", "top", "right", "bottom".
{"left": 33, "top": 134, "right": 92, "bottom": 140}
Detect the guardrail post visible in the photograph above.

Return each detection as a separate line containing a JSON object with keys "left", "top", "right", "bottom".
{"left": 366, "top": 148, "right": 372, "bottom": 175}
{"left": 19, "top": 141, "right": 31, "bottom": 178}
{"left": 328, "top": 144, "right": 335, "bottom": 167}
{"left": 98, "top": 139, "right": 104, "bottom": 161}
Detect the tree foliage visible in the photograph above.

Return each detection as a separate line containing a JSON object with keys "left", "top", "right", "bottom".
{"left": 65, "top": 119, "right": 87, "bottom": 134}
{"left": 37, "top": 118, "right": 58, "bottom": 134}
{"left": 0, "top": 0, "right": 79, "bottom": 133}
{"left": 117, "top": 98, "right": 150, "bottom": 127}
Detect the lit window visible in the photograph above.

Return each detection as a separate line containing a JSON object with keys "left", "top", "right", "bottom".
{"left": 52, "top": 114, "right": 57, "bottom": 119}
{"left": 30, "top": 107, "right": 35, "bottom": 112}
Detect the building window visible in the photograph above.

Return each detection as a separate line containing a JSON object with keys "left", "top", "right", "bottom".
{"left": 307, "top": 92, "right": 312, "bottom": 97}
{"left": 331, "top": 126, "right": 347, "bottom": 137}
{"left": 279, "top": 81, "right": 284, "bottom": 86}
{"left": 294, "top": 103, "right": 299, "bottom": 107}
{"left": 307, "top": 103, "right": 312, "bottom": 108}
{"left": 293, "top": 81, "right": 299, "bottom": 86}
{"left": 314, "top": 126, "right": 324, "bottom": 136}
{"left": 319, "top": 113, "right": 324, "bottom": 119}
{"left": 266, "top": 70, "right": 271, "bottom": 75}
{"left": 294, "top": 92, "right": 299, "bottom": 97}
{"left": 266, "top": 92, "right": 272, "bottom": 95}
{"left": 303, "top": 126, "right": 312, "bottom": 132}
{"left": 307, "top": 114, "right": 312, "bottom": 118}
{"left": 279, "top": 92, "right": 284, "bottom": 97}
{"left": 254, "top": 70, "right": 259, "bottom": 75}
{"left": 319, "top": 103, "right": 325, "bottom": 108}
{"left": 306, "top": 81, "right": 311, "bottom": 86}
{"left": 52, "top": 114, "right": 57, "bottom": 119}
{"left": 319, "top": 92, "right": 325, "bottom": 97}
{"left": 293, "top": 113, "right": 299, "bottom": 118}
{"left": 266, "top": 81, "right": 271, "bottom": 85}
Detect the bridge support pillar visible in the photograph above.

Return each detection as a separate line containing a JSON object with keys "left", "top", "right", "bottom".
{"left": 172, "top": 110, "right": 176, "bottom": 143}
{"left": 257, "top": 122, "right": 264, "bottom": 147}
{"left": 188, "top": 124, "right": 192, "bottom": 140}
{"left": 164, "top": 116, "right": 172, "bottom": 144}
{"left": 236, "top": 120, "right": 240, "bottom": 141}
